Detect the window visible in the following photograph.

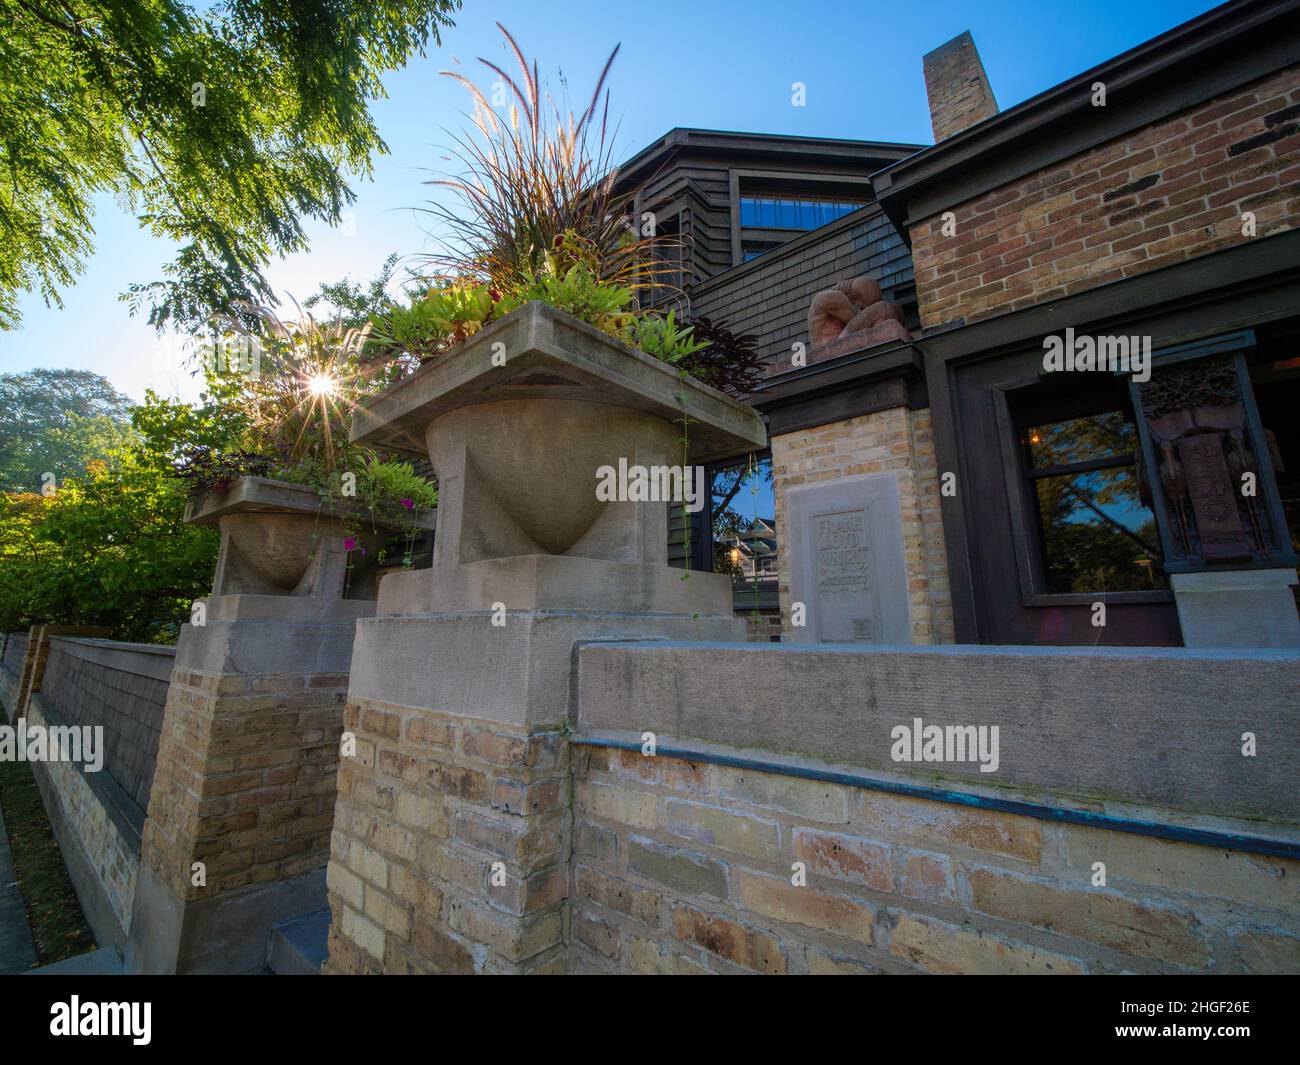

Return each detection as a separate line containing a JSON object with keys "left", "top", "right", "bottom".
{"left": 1015, "top": 393, "right": 1168, "bottom": 594}
{"left": 707, "top": 454, "right": 777, "bottom": 585}
{"left": 737, "top": 195, "right": 862, "bottom": 262}
{"left": 739, "top": 197, "right": 861, "bottom": 229}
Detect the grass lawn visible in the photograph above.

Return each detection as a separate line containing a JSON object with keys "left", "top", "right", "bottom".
{"left": 0, "top": 752, "right": 96, "bottom": 963}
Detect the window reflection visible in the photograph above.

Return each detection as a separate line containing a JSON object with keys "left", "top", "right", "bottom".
{"left": 1031, "top": 469, "right": 1167, "bottom": 593}
{"left": 739, "top": 197, "right": 861, "bottom": 230}
{"left": 1026, "top": 411, "right": 1136, "bottom": 468}
{"left": 1021, "top": 407, "right": 1167, "bottom": 594}
{"left": 710, "top": 456, "right": 777, "bottom": 583}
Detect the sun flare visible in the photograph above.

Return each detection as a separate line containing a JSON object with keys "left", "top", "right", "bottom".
{"left": 305, "top": 371, "right": 338, "bottom": 398}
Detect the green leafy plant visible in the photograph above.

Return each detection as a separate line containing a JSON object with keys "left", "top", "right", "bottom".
{"left": 0, "top": 400, "right": 226, "bottom": 642}
{"left": 357, "top": 457, "right": 436, "bottom": 512}
{"left": 496, "top": 262, "right": 636, "bottom": 337}
{"left": 163, "top": 303, "right": 438, "bottom": 536}
{"left": 215, "top": 300, "right": 379, "bottom": 477}
{"left": 172, "top": 445, "right": 274, "bottom": 495}
{"left": 627, "top": 309, "right": 708, "bottom": 363}
{"left": 369, "top": 280, "right": 496, "bottom": 362}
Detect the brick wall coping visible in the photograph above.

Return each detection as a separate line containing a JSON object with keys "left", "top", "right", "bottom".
{"left": 574, "top": 641, "right": 1299, "bottom": 827}
{"left": 48, "top": 637, "right": 176, "bottom": 683}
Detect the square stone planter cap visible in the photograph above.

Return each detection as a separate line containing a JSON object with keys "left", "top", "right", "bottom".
{"left": 184, "top": 475, "right": 436, "bottom": 530}
{"left": 349, "top": 301, "right": 768, "bottom": 464}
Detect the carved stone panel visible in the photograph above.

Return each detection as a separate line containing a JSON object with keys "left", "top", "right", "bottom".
{"left": 787, "top": 473, "right": 911, "bottom": 644}
{"left": 1134, "top": 353, "right": 1284, "bottom": 569}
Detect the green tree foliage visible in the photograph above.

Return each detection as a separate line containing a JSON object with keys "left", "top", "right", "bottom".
{"left": 0, "top": 368, "right": 134, "bottom": 491}
{"left": 0, "top": 0, "right": 459, "bottom": 331}
{"left": 304, "top": 253, "right": 402, "bottom": 331}
{"left": 0, "top": 375, "right": 247, "bottom": 641}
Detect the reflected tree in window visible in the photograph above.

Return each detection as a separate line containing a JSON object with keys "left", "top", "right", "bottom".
{"left": 1024, "top": 412, "right": 1168, "bottom": 593}
{"left": 710, "top": 454, "right": 775, "bottom": 581}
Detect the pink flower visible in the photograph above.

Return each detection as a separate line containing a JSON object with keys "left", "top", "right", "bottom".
{"left": 343, "top": 536, "right": 365, "bottom": 556}
{"left": 400, "top": 498, "right": 414, "bottom": 510}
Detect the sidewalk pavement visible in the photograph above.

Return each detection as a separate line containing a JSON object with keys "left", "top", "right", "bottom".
{"left": 0, "top": 803, "right": 38, "bottom": 974}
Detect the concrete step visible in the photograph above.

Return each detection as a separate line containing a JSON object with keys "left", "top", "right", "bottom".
{"left": 267, "top": 908, "right": 330, "bottom": 975}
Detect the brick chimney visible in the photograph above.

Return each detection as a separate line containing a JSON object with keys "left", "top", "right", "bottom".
{"left": 922, "top": 31, "right": 998, "bottom": 142}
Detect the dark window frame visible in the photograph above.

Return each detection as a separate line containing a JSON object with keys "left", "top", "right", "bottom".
{"left": 727, "top": 168, "right": 873, "bottom": 267}
{"left": 994, "top": 380, "right": 1174, "bottom": 607}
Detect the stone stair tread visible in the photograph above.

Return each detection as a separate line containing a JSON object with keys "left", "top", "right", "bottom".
{"left": 267, "top": 908, "right": 330, "bottom": 976}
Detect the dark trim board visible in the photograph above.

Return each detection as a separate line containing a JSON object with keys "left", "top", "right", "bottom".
{"left": 917, "top": 230, "right": 1300, "bottom": 645}
{"left": 751, "top": 342, "right": 928, "bottom": 436}
{"left": 614, "top": 127, "right": 923, "bottom": 196}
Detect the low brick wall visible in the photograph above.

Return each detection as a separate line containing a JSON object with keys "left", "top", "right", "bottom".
{"left": 0, "top": 631, "right": 25, "bottom": 719}
{"left": 25, "top": 694, "right": 142, "bottom": 947}
{"left": 142, "top": 667, "right": 345, "bottom": 906}
{"left": 569, "top": 642, "right": 1299, "bottom": 974}
{"left": 741, "top": 608, "right": 783, "bottom": 643}
{"left": 21, "top": 638, "right": 176, "bottom": 950}
{"left": 2, "top": 631, "right": 26, "bottom": 674}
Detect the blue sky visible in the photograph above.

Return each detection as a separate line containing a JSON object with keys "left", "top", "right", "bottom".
{"left": 1, "top": 0, "right": 1222, "bottom": 403}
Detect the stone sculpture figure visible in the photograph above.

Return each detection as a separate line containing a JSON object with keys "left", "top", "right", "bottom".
{"left": 807, "top": 276, "right": 911, "bottom": 349}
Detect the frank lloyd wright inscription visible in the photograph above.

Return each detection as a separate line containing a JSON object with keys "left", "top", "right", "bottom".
{"left": 815, "top": 510, "right": 870, "bottom": 596}
{"left": 787, "top": 473, "right": 911, "bottom": 645}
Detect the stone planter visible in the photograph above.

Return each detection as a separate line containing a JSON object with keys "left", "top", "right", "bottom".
{"left": 351, "top": 300, "right": 767, "bottom": 617}
{"left": 324, "top": 301, "right": 768, "bottom": 973}
{"left": 185, "top": 476, "right": 435, "bottom": 598}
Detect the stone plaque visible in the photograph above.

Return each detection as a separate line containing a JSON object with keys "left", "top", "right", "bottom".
{"left": 787, "top": 472, "right": 911, "bottom": 644}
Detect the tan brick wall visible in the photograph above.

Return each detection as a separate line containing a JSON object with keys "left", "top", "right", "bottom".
{"left": 25, "top": 695, "right": 139, "bottom": 933}
{"left": 571, "top": 747, "right": 1300, "bottom": 974}
{"left": 323, "top": 700, "right": 569, "bottom": 975}
{"left": 140, "top": 668, "right": 345, "bottom": 902}
{"left": 923, "top": 32, "right": 999, "bottom": 143}
{"left": 771, "top": 406, "right": 954, "bottom": 643}
{"left": 911, "top": 66, "right": 1300, "bottom": 329}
